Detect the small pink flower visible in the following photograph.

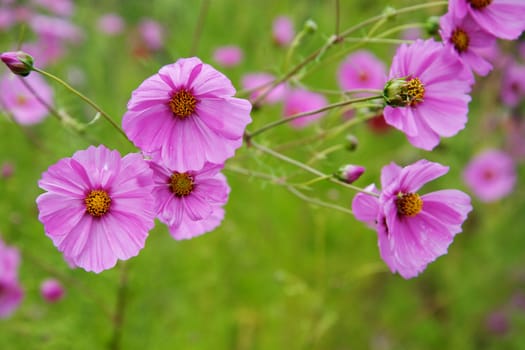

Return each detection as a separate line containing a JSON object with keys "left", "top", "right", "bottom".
{"left": 272, "top": 16, "right": 294, "bottom": 46}
{"left": 36, "top": 145, "right": 156, "bottom": 273}
{"left": 97, "top": 13, "right": 125, "bottom": 36}
{"left": 283, "top": 89, "right": 328, "bottom": 128}
{"left": 337, "top": 50, "right": 386, "bottom": 94}
{"left": 241, "top": 72, "right": 287, "bottom": 105}
{"left": 40, "top": 278, "right": 64, "bottom": 302}
{"left": 383, "top": 39, "right": 473, "bottom": 150}
{"left": 336, "top": 164, "right": 365, "bottom": 184}
{"left": 1, "top": 161, "right": 14, "bottom": 179}
{"left": 212, "top": 45, "right": 243, "bottom": 67}
{"left": 138, "top": 19, "right": 164, "bottom": 51}
{"left": 463, "top": 149, "right": 516, "bottom": 202}
{"left": 352, "top": 160, "right": 472, "bottom": 279}
{"left": 123, "top": 57, "right": 252, "bottom": 172}
{"left": 0, "top": 72, "right": 53, "bottom": 125}
{"left": 0, "top": 238, "right": 24, "bottom": 319}
{"left": 32, "top": 0, "right": 73, "bottom": 17}
{"left": 449, "top": 0, "right": 525, "bottom": 40}
{"left": 439, "top": 11, "right": 497, "bottom": 76}
{"left": 150, "top": 161, "right": 230, "bottom": 240}
{"left": 501, "top": 63, "right": 525, "bottom": 108}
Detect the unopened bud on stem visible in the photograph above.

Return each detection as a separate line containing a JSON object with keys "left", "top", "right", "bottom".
{"left": 0, "top": 51, "right": 34, "bottom": 77}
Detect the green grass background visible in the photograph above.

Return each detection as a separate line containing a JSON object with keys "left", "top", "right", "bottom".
{"left": 1, "top": 0, "right": 525, "bottom": 349}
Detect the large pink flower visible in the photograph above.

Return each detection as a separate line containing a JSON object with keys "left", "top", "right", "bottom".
{"left": 463, "top": 149, "right": 516, "bottom": 202}
{"left": 36, "top": 145, "right": 156, "bottom": 273}
{"left": 0, "top": 238, "right": 24, "bottom": 318}
{"left": 439, "top": 11, "right": 497, "bottom": 76}
{"left": 122, "top": 57, "right": 252, "bottom": 172}
{"left": 449, "top": 0, "right": 525, "bottom": 40}
{"left": 352, "top": 160, "right": 472, "bottom": 279}
{"left": 149, "top": 161, "right": 230, "bottom": 240}
{"left": 383, "top": 39, "right": 473, "bottom": 150}
{"left": 0, "top": 72, "right": 53, "bottom": 125}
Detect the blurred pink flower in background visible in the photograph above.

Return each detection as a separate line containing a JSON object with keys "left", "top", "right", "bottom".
{"left": 123, "top": 57, "right": 252, "bottom": 172}
{"left": 19, "top": 40, "right": 63, "bottom": 68}
{"left": 501, "top": 63, "right": 525, "bottom": 108}
{"left": 0, "top": 72, "right": 53, "bottom": 125}
{"left": 0, "top": 238, "right": 24, "bottom": 319}
{"left": 352, "top": 160, "right": 472, "bottom": 279}
{"left": 40, "top": 278, "right": 64, "bottom": 302}
{"left": 485, "top": 311, "right": 510, "bottom": 336}
{"left": 138, "top": 18, "right": 164, "bottom": 51}
{"left": 37, "top": 145, "right": 157, "bottom": 273}
{"left": 463, "top": 149, "right": 516, "bottom": 202}
{"left": 32, "top": 0, "right": 73, "bottom": 17}
{"left": 0, "top": 7, "right": 15, "bottom": 30}
{"left": 212, "top": 45, "right": 243, "bottom": 67}
{"left": 383, "top": 39, "right": 472, "bottom": 150}
{"left": 283, "top": 89, "right": 328, "bottom": 129}
{"left": 439, "top": 12, "right": 496, "bottom": 76}
{"left": 150, "top": 161, "right": 230, "bottom": 240}
{"left": 400, "top": 27, "right": 422, "bottom": 41}
{"left": 272, "top": 15, "right": 294, "bottom": 46}
{"left": 97, "top": 13, "right": 125, "bottom": 36}
{"left": 337, "top": 50, "right": 386, "bottom": 94}
{"left": 504, "top": 116, "right": 525, "bottom": 162}
{"left": 30, "top": 15, "right": 83, "bottom": 43}
{"left": 241, "top": 72, "right": 287, "bottom": 105}
{"left": 1, "top": 161, "right": 14, "bottom": 179}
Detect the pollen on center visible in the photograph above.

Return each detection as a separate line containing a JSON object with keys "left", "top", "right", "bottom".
{"left": 468, "top": 0, "right": 492, "bottom": 10}
{"left": 396, "top": 192, "right": 423, "bottom": 217}
{"left": 405, "top": 78, "right": 425, "bottom": 106}
{"left": 169, "top": 172, "right": 194, "bottom": 197}
{"left": 451, "top": 28, "right": 470, "bottom": 53}
{"left": 169, "top": 88, "right": 198, "bottom": 119}
{"left": 85, "top": 189, "right": 111, "bottom": 217}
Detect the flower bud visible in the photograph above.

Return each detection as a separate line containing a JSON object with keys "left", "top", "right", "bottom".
{"left": 335, "top": 164, "right": 365, "bottom": 184}
{"left": 304, "top": 19, "right": 317, "bottom": 34}
{"left": 425, "top": 16, "right": 440, "bottom": 37}
{"left": 40, "top": 278, "right": 65, "bottom": 303}
{"left": 0, "top": 51, "right": 34, "bottom": 77}
{"left": 345, "top": 134, "right": 359, "bottom": 151}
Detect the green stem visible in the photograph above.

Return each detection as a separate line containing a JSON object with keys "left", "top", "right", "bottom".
{"left": 287, "top": 186, "right": 354, "bottom": 215}
{"left": 246, "top": 95, "right": 382, "bottom": 140}
{"left": 189, "top": 0, "right": 211, "bottom": 56}
{"left": 344, "top": 37, "right": 414, "bottom": 45}
{"left": 32, "top": 67, "right": 132, "bottom": 145}
{"left": 109, "top": 262, "right": 129, "bottom": 350}
{"left": 251, "top": 141, "right": 379, "bottom": 197}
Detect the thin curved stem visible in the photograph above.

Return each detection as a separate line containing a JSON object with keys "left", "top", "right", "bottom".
{"left": 32, "top": 67, "right": 132, "bottom": 145}
{"left": 287, "top": 186, "right": 354, "bottom": 215}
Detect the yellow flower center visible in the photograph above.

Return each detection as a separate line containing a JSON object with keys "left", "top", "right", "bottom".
{"left": 169, "top": 88, "right": 198, "bottom": 119}
{"left": 16, "top": 95, "right": 27, "bottom": 105}
{"left": 468, "top": 0, "right": 492, "bottom": 9}
{"left": 404, "top": 78, "right": 425, "bottom": 106}
{"left": 169, "top": 172, "right": 194, "bottom": 197}
{"left": 451, "top": 28, "right": 470, "bottom": 53}
{"left": 396, "top": 192, "right": 423, "bottom": 217}
{"left": 85, "top": 190, "right": 111, "bottom": 217}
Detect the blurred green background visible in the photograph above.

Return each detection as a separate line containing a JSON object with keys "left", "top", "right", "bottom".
{"left": 1, "top": 0, "right": 525, "bottom": 349}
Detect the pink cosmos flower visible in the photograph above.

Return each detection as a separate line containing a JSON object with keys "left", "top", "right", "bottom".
{"left": 40, "top": 278, "right": 64, "bottom": 302}
{"left": 272, "top": 16, "right": 294, "bottom": 46}
{"left": 241, "top": 72, "right": 287, "bottom": 106}
{"left": 138, "top": 18, "right": 164, "bottom": 51}
{"left": 36, "top": 145, "right": 156, "bottom": 273}
{"left": 0, "top": 238, "right": 24, "bottom": 318}
{"left": 337, "top": 50, "right": 386, "bottom": 94}
{"left": 30, "top": 15, "right": 83, "bottom": 43}
{"left": 0, "top": 72, "right": 53, "bottom": 125}
{"left": 283, "top": 89, "right": 328, "bottom": 128}
{"left": 150, "top": 161, "right": 230, "bottom": 240}
{"left": 449, "top": 0, "right": 525, "bottom": 40}
{"left": 212, "top": 45, "right": 243, "bottom": 67}
{"left": 463, "top": 149, "right": 516, "bottom": 202}
{"left": 122, "top": 57, "right": 252, "bottom": 172}
{"left": 352, "top": 160, "right": 472, "bottom": 279}
{"left": 97, "top": 13, "right": 125, "bottom": 36}
{"left": 501, "top": 63, "right": 525, "bottom": 108}
{"left": 0, "top": 8, "right": 15, "bottom": 30}
{"left": 32, "top": 0, "right": 73, "bottom": 17}
{"left": 383, "top": 39, "right": 473, "bottom": 150}
{"left": 439, "top": 12, "right": 496, "bottom": 76}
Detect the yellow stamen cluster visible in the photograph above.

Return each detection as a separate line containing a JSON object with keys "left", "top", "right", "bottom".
{"left": 169, "top": 89, "right": 197, "bottom": 119}
{"left": 404, "top": 78, "right": 425, "bottom": 106}
{"left": 169, "top": 172, "right": 194, "bottom": 197}
{"left": 85, "top": 190, "right": 111, "bottom": 217}
{"left": 451, "top": 28, "right": 470, "bottom": 53}
{"left": 396, "top": 192, "right": 423, "bottom": 217}
{"left": 469, "top": 0, "right": 492, "bottom": 9}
